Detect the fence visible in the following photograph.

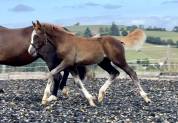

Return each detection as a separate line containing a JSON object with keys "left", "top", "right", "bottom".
{"left": 0, "top": 58, "right": 178, "bottom": 80}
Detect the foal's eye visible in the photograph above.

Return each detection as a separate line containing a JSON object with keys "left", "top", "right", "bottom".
{"left": 34, "top": 35, "right": 39, "bottom": 39}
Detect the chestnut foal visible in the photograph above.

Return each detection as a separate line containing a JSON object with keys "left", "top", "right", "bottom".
{"left": 28, "top": 21, "right": 151, "bottom": 106}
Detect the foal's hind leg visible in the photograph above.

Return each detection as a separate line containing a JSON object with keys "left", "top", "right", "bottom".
{"left": 60, "top": 69, "right": 70, "bottom": 97}
{"left": 59, "top": 66, "right": 87, "bottom": 97}
{"left": 114, "top": 62, "right": 151, "bottom": 103}
{"left": 98, "top": 58, "right": 120, "bottom": 102}
{"left": 70, "top": 67, "right": 96, "bottom": 107}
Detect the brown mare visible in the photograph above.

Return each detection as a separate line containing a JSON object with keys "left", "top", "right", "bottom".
{"left": 29, "top": 21, "right": 151, "bottom": 106}
{"left": 0, "top": 25, "right": 86, "bottom": 104}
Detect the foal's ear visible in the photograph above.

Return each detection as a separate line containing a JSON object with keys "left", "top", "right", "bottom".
{"left": 36, "top": 20, "right": 41, "bottom": 29}
{"left": 32, "top": 21, "right": 36, "bottom": 28}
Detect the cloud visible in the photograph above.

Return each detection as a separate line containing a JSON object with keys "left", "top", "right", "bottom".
{"left": 103, "top": 4, "right": 122, "bottom": 9}
{"left": 161, "top": 0, "right": 178, "bottom": 4}
{"left": 62, "top": 2, "right": 122, "bottom": 10}
{"left": 84, "top": 2, "right": 100, "bottom": 7}
{"left": 9, "top": 4, "right": 34, "bottom": 12}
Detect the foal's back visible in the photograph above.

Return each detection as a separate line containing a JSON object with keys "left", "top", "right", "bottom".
{"left": 66, "top": 35, "right": 124, "bottom": 64}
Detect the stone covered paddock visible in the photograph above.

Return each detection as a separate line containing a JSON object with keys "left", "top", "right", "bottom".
{"left": 0, "top": 78, "right": 177, "bottom": 122}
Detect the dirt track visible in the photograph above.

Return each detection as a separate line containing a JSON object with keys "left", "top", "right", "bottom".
{"left": 0, "top": 79, "right": 177, "bottom": 123}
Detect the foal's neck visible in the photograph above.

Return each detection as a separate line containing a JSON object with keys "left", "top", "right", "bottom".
{"left": 48, "top": 29, "right": 69, "bottom": 45}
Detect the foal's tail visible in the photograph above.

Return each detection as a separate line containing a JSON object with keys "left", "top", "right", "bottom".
{"left": 119, "top": 29, "right": 146, "bottom": 51}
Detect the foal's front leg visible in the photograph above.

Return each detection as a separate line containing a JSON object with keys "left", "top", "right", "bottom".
{"left": 42, "top": 76, "right": 56, "bottom": 105}
{"left": 43, "top": 61, "right": 70, "bottom": 105}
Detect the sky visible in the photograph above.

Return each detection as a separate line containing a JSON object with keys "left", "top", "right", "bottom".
{"left": 0, "top": 0, "right": 178, "bottom": 29}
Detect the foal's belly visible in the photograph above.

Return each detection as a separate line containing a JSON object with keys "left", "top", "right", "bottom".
{"left": 76, "top": 50, "right": 105, "bottom": 65}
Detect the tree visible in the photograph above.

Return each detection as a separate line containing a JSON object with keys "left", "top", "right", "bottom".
{"left": 127, "top": 25, "right": 137, "bottom": 31}
{"left": 173, "top": 26, "right": 178, "bottom": 32}
{"left": 110, "top": 22, "right": 120, "bottom": 36}
{"left": 121, "top": 30, "right": 128, "bottom": 36}
{"left": 103, "top": 27, "right": 110, "bottom": 35}
{"left": 74, "top": 22, "right": 80, "bottom": 26}
{"left": 139, "top": 25, "right": 144, "bottom": 29}
{"left": 176, "top": 41, "right": 178, "bottom": 48}
{"left": 84, "top": 27, "right": 92, "bottom": 37}
{"left": 167, "top": 39, "right": 174, "bottom": 45}
{"left": 99, "top": 27, "right": 105, "bottom": 34}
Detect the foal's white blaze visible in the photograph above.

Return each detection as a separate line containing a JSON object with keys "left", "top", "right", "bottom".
{"left": 28, "top": 30, "right": 37, "bottom": 56}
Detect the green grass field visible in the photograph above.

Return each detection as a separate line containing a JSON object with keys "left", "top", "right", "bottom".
{"left": 145, "top": 31, "right": 178, "bottom": 42}
{"left": 125, "top": 43, "right": 178, "bottom": 63}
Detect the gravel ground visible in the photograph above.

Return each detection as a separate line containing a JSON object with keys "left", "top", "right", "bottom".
{"left": 0, "top": 78, "right": 178, "bottom": 123}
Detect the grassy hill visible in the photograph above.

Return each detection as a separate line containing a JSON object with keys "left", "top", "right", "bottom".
{"left": 67, "top": 25, "right": 178, "bottom": 41}
{"left": 66, "top": 25, "right": 110, "bottom": 33}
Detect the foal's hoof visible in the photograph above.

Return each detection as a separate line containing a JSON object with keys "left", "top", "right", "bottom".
{"left": 47, "top": 95, "right": 58, "bottom": 102}
{"left": 98, "top": 91, "right": 106, "bottom": 103}
{"left": 89, "top": 99, "right": 96, "bottom": 107}
{"left": 144, "top": 97, "right": 151, "bottom": 104}
{"left": 41, "top": 100, "right": 48, "bottom": 106}
{"left": 62, "top": 87, "right": 69, "bottom": 97}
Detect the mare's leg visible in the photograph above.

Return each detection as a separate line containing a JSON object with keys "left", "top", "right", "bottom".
{"left": 97, "top": 58, "right": 120, "bottom": 102}
{"left": 70, "top": 67, "right": 96, "bottom": 106}
{"left": 113, "top": 59, "right": 151, "bottom": 103}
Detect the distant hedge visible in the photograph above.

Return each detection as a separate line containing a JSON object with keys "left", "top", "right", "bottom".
{"left": 146, "top": 36, "right": 178, "bottom": 47}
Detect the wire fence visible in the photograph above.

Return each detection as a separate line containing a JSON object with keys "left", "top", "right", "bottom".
{"left": 0, "top": 58, "right": 178, "bottom": 80}
{"left": 0, "top": 58, "right": 178, "bottom": 73}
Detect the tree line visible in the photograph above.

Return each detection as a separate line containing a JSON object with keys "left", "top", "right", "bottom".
{"left": 146, "top": 36, "right": 178, "bottom": 47}
{"left": 79, "top": 23, "right": 178, "bottom": 47}
{"left": 81, "top": 22, "right": 130, "bottom": 37}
